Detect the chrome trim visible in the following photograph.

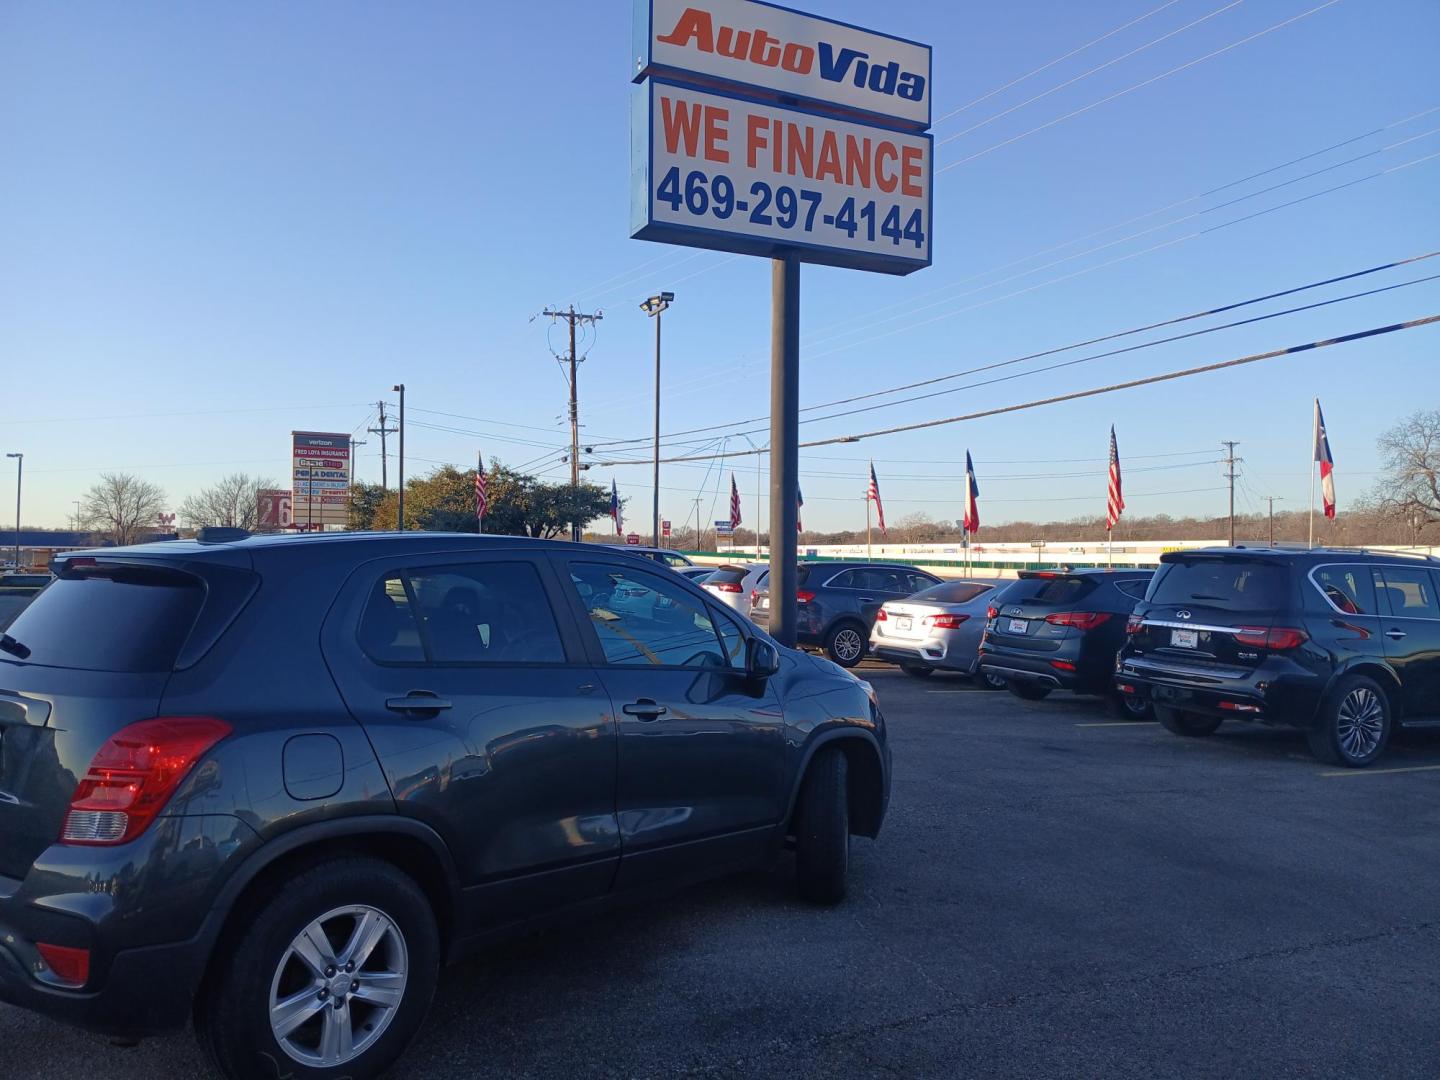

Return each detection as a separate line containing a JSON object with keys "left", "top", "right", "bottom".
{"left": 1307, "top": 563, "right": 1385, "bottom": 618}
{"left": 1142, "top": 619, "right": 1245, "bottom": 635}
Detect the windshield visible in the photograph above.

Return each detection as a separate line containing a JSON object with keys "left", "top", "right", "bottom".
{"left": 913, "top": 581, "right": 993, "bottom": 604}
{"left": 1149, "top": 559, "right": 1290, "bottom": 610}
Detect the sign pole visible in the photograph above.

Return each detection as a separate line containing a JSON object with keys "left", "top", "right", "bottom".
{"left": 768, "top": 253, "right": 800, "bottom": 649}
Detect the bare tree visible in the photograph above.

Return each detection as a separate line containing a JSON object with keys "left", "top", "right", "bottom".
{"left": 79, "top": 473, "right": 169, "bottom": 546}
{"left": 1373, "top": 409, "right": 1440, "bottom": 533}
{"left": 180, "top": 473, "right": 279, "bottom": 531}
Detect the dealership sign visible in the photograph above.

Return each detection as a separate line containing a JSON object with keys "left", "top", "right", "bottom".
{"left": 632, "top": 0, "right": 931, "bottom": 276}
{"left": 635, "top": 0, "right": 931, "bottom": 129}
{"left": 291, "top": 431, "right": 351, "bottom": 529}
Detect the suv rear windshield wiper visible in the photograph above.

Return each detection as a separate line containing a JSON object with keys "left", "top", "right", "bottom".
{"left": 0, "top": 633, "right": 31, "bottom": 659}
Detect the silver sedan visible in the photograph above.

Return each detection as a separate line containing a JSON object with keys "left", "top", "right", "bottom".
{"left": 869, "top": 578, "right": 1009, "bottom": 685}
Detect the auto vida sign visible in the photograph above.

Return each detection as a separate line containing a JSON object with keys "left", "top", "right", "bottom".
{"left": 632, "top": 0, "right": 932, "bottom": 276}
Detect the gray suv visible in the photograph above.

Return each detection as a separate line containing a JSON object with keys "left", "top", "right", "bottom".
{"left": 751, "top": 561, "right": 942, "bottom": 666}
{"left": 0, "top": 531, "right": 889, "bottom": 1078}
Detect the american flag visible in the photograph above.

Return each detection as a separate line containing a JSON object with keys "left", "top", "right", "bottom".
{"left": 475, "top": 452, "right": 488, "bottom": 530}
{"left": 729, "top": 474, "right": 742, "bottom": 530}
{"left": 868, "top": 462, "right": 887, "bottom": 535}
{"left": 796, "top": 487, "right": 804, "bottom": 533}
{"left": 1314, "top": 399, "right": 1336, "bottom": 519}
{"left": 610, "top": 478, "right": 622, "bottom": 535}
{"left": 963, "top": 451, "right": 980, "bottom": 535}
{"left": 1106, "top": 426, "right": 1125, "bottom": 531}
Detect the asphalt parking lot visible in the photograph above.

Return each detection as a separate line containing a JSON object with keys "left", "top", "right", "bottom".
{"left": 6, "top": 663, "right": 1440, "bottom": 1078}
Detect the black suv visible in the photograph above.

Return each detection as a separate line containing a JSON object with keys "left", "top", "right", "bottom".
{"left": 1116, "top": 546, "right": 1440, "bottom": 767}
{"left": 0, "top": 532, "right": 888, "bottom": 1078}
{"left": 978, "top": 568, "right": 1154, "bottom": 709}
{"left": 750, "top": 561, "right": 942, "bottom": 667}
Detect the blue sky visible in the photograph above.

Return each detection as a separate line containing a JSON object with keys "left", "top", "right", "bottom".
{"left": 3, "top": 0, "right": 1438, "bottom": 534}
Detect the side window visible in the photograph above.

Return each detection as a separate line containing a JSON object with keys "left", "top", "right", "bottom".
{"left": 905, "top": 572, "right": 939, "bottom": 594}
{"left": 569, "top": 563, "right": 727, "bottom": 667}
{"left": 1378, "top": 568, "right": 1440, "bottom": 619}
{"left": 359, "top": 562, "right": 566, "bottom": 664}
{"left": 358, "top": 576, "right": 426, "bottom": 662}
{"left": 662, "top": 552, "right": 690, "bottom": 568}
{"left": 713, "top": 606, "right": 747, "bottom": 669}
{"left": 1313, "top": 565, "right": 1377, "bottom": 615}
{"left": 825, "top": 569, "right": 860, "bottom": 590}
{"left": 1115, "top": 579, "right": 1149, "bottom": 601}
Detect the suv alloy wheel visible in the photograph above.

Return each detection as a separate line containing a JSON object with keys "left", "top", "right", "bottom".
{"left": 1306, "top": 675, "right": 1392, "bottom": 768}
{"left": 825, "top": 622, "right": 867, "bottom": 668}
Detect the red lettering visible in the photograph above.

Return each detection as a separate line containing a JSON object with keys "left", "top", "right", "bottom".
{"left": 746, "top": 113, "right": 769, "bottom": 169}
{"left": 656, "top": 7, "right": 713, "bottom": 51}
{"left": 749, "top": 28, "right": 781, "bottom": 66}
{"left": 716, "top": 26, "right": 750, "bottom": 59}
{"left": 815, "top": 130, "right": 842, "bottom": 184}
{"left": 704, "top": 107, "right": 730, "bottom": 164}
{"left": 781, "top": 42, "right": 814, "bottom": 73}
{"left": 661, "top": 97, "right": 703, "bottom": 157}
{"left": 785, "top": 122, "right": 814, "bottom": 179}
{"left": 844, "top": 134, "right": 871, "bottom": 188}
{"left": 901, "top": 145, "right": 923, "bottom": 197}
{"left": 875, "top": 142, "right": 899, "bottom": 193}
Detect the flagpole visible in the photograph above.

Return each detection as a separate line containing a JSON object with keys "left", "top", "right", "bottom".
{"left": 866, "top": 494, "right": 872, "bottom": 563}
{"left": 1308, "top": 398, "right": 1317, "bottom": 549}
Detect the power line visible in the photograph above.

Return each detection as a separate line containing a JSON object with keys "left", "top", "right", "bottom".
{"left": 597, "top": 314, "right": 1440, "bottom": 465}
{"left": 592, "top": 252, "right": 1440, "bottom": 449}
{"left": 937, "top": 0, "right": 1245, "bottom": 146}
{"left": 934, "top": 0, "right": 1183, "bottom": 124}
{"left": 936, "top": 0, "right": 1345, "bottom": 174}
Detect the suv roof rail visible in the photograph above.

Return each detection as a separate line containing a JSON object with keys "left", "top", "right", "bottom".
{"left": 1314, "top": 545, "right": 1440, "bottom": 562}
{"left": 196, "top": 527, "right": 252, "bottom": 545}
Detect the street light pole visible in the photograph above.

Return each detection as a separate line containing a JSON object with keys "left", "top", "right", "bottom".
{"left": 641, "top": 292, "right": 674, "bottom": 548}
{"left": 391, "top": 384, "right": 406, "bottom": 531}
{"left": 5, "top": 453, "right": 22, "bottom": 570}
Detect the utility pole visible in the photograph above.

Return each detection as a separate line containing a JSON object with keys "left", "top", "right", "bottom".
{"left": 5, "top": 453, "right": 21, "bottom": 569}
{"left": 368, "top": 401, "right": 397, "bottom": 489}
{"left": 1266, "top": 496, "right": 1284, "bottom": 547}
{"left": 542, "top": 305, "right": 604, "bottom": 541}
{"left": 692, "top": 496, "right": 703, "bottom": 550}
{"left": 1221, "top": 440, "right": 1241, "bottom": 547}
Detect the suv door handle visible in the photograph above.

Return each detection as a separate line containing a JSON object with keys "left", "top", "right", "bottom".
{"left": 857, "top": 597, "right": 876, "bottom": 603}
{"left": 622, "top": 699, "right": 668, "bottom": 720}
{"left": 386, "top": 692, "right": 453, "bottom": 715}
{"left": 1385, "top": 628, "right": 1408, "bottom": 640}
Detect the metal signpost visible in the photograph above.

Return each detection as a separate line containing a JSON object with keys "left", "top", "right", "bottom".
{"left": 291, "top": 432, "right": 353, "bottom": 531}
{"left": 631, "top": 0, "right": 932, "bottom": 645}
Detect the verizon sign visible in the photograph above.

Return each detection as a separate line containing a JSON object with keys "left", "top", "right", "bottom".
{"left": 635, "top": 0, "right": 931, "bottom": 129}
{"left": 291, "top": 431, "right": 351, "bottom": 529}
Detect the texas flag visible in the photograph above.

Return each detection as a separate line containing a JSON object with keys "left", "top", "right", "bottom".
{"left": 610, "top": 478, "right": 623, "bottom": 534}
{"left": 1313, "top": 398, "right": 1336, "bottom": 519}
{"left": 963, "top": 451, "right": 980, "bottom": 535}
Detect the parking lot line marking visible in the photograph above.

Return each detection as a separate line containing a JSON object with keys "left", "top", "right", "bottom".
{"left": 1075, "top": 721, "right": 1159, "bottom": 728}
{"left": 1318, "top": 763, "right": 1440, "bottom": 778}
{"left": 925, "top": 689, "right": 983, "bottom": 694}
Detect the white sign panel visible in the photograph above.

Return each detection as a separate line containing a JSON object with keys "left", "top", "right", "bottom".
{"left": 635, "top": 0, "right": 931, "bottom": 130}
{"left": 291, "top": 431, "right": 352, "bottom": 529}
{"left": 631, "top": 80, "right": 931, "bottom": 274}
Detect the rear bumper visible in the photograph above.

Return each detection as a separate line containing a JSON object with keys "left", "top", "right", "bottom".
{"left": 1115, "top": 654, "right": 1322, "bottom": 727}
{"left": 978, "top": 644, "right": 1094, "bottom": 692}
{"left": 870, "top": 639, "right": 974, "bottom": 672}
{"left": 0, "top": 928, "right": 205, "bottom": 1036}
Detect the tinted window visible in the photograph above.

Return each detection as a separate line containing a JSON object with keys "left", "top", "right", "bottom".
{"left": 659, "top": 552, "right": 691, "bottom": 568}
{"left": 1007, "top": 575, "right": 1098, "bottom": 606}
{"left": 1149, "top": 560, "right": 1289, "bottom": 609}
{"left": 1312, "top": 565, "right": 1378, "bottom": 615}
{"left": 5, "top": 568, "right": 203, "bottom": 672}
{"left": 825, "top": 569, "right": 864, "bottom": 589}
{"left": 360, "top": 562, "right": 565, "bottom": 664}
{"left": 1378, "top": 568, "right": 1440, "bottom": 619}
{"left": 706, "top": 568, "right": 749, "bottom": 586}
{"left": 913, "top": 581, "right": 992, "bottom": 604}
{"left": 1115, "top": 579, "right": 1150, "bottom": 601}
{"left": 570, "top": 563, "right": 726, "bottom": 667}
{"left": 713, "top": 607, "right": 747, "bottom": 668}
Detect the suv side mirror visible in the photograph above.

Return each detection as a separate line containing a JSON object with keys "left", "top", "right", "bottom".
{"left": 746, "top": 638, "right": 781, "bottom": 679}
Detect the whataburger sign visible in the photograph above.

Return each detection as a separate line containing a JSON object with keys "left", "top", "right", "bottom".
{"left": 632, "top": 0, "right": 932, "bottom": 275}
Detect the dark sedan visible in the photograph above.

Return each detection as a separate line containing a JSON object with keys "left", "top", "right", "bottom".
{"left": 751, "top": 561, "right": 942, "bottom": 667}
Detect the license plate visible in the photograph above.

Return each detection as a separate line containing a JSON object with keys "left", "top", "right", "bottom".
{"left": 895, "top": 617, "right": 912, "bottom": 632}
{"left": 1008, "top": 618, "right": 1028, "bottom": 634}
{"left": 757, "top": 598, "right": 769, "bottom": 610}
{"left": 1170, "top": 628, "right": 1199, "bottom": 649}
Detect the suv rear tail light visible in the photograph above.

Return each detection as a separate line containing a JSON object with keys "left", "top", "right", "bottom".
{"left": 61, "top": 717, "right": 231, "bottom": 846}
{"left": 1233, "top": 626, "right": 1309, "bottom": 651}
{"left": 1126, "top": 614, "right": 1144, "bottom": 634}
{"left": 35, "top": 943, "right": 90, "bottom": 988}
{"left": 924, "top": 614, "right": 969, "bottom": 629}
{"left": 712, "top": 581, "right": 742, "bottom": 593}
{"left": 1044, "top": 612, "right": 1112, "bottom": 631}
{"left": 796, "top": 590, "right": 815, "bottom": 604}
{"left": 874, "top": 609, "right": 888, "bottom": 621}
{"left": 985, "top": 605, "right": 999, "bottom": 619}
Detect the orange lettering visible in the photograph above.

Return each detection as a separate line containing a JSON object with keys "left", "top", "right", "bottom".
{"left": 844, "top": 134, "right": 871, "bottom": 188}
{"left": 746, "top": 114, "right": 769, "bottom": 169}
{"left": 901, "top": 145, "right": 923, "bottom": 197}
{"left": 704, "top": 107, "right": 730, "bottom": 164}
{"left": 815, "top": 130, "right": 842, "bottom": 184}
{"left": 661, "top": 97, "right": 703, "bottom": 157}
{"left": 875, "top": 142, "right": 899, "bottom": 193}
{"left": 785, "top": 122, "right": 814, "bottom": 179}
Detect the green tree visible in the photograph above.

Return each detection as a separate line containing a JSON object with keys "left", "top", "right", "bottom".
{"left": 348, "top": 482, "right": 389, "bottom": 531}
{"left": 365, "top": 463, "right": 612, "bottom": 537}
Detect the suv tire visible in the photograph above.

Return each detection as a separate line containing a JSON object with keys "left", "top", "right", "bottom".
{"left": 795, "top": 747, "right": 849, "bottom": 905}
{"left": 978, "top": 669, "right": 1009, "bottom": 690}
{"left": 1155, "top": 704, "right": 1222, "bottom": 737}
{"left": 1111, "top": 691, "right": 1154, "bottom": 721}
{"left": 900, "top": 663, "right": 933, "bottom": 679}
{"left": 1006, "top": 679, "right": 1052, "bottom": 701}
{"left": 1306, "top": 674, "right": 1391, "bottom": 768}
{"left": 824, "top": 621, "right": 867, "bottom": 668}
{"left": 198, "top": 857, "right": 440, "bottom": 1080}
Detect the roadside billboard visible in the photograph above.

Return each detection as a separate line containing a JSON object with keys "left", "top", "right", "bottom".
{"left": 291, "top": 432, "right": 351, "bottom": 529}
